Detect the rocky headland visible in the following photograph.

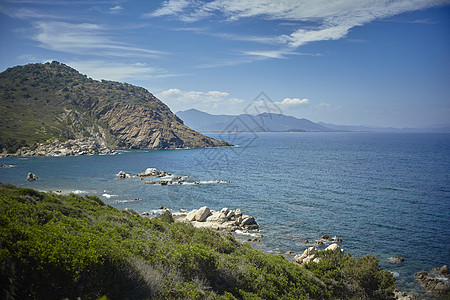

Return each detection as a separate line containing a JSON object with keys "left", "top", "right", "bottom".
{"left": 0, "top": 62, "right": 231, "bottom": 156}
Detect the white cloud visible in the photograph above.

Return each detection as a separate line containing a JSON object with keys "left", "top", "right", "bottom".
{"left": 278, "top": 98, "right": 310, "bottom": 106}
{"left": 156, "top": 88, "right": 245, "bottom": 113}
{"left": 31, "top": 21, "right": 165, "bottom": 58}
{"left": 65, "top": 60, "right": 183, "bottom": 82}
{"left": 109, "top": 5, "right": 123, "bottom": 13}
{"left": 146, "top": 0, "right": 449, "bottom": 57}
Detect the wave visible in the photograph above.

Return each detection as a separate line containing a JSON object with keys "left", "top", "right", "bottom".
{"left": 72, "top": 190, "right": 88, "bottom": 194}
{"left": 234, "top": 229, "right": 257, "bottom": 237}
{"left": 116, "top": 198, "right": 142, "bottom": 203}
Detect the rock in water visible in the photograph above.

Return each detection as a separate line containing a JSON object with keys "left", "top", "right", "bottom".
{"left": 26, "top": 173, "right": 38, "bottom": 181}
{"left": 116, "top": 171, "right": 130, "bottom": 178}
{"left": 387, "top": 256, "right": 405, "bottom": 263}
{"left": 414, "top": 265, "right": 450, "bottom": 296}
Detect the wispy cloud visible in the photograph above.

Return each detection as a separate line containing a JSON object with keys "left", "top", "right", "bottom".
{"left": 65, "top": 60, "right": 184, "bottom": 82}
{"left": 109, "top": 5, "right": 123, "bottom": 13}
{"left": 146, "top": 0, "right": 449, "bottom": 57}
{"left": 156, "top": 88, "right": 245, "bottom": 113}
{"left": 1, "top": 7, "right": 66, "bottom": 19}
{"left": 31, "top": 21, "right": 165, "bottom": 58}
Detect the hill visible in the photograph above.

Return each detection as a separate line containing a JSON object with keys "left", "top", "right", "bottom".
{"left": 0, "top": 183, "right": 396, "bottom": 299}
{"left": 176, "top": 109, "right": 333, "bottom": 132}
{"left": 0, "top": 62, "right": 230, "bottom": 154}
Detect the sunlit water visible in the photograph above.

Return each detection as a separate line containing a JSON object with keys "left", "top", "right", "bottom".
{"left": 1, "top": 132, "right": 449, "bottom": 294}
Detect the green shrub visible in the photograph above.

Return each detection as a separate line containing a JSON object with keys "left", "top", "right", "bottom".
{"left": 0, "top": 184, "right": 396, "bottom": 299}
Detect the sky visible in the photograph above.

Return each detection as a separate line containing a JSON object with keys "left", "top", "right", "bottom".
{"left": 0, "top": 0, "right": 449, "bottom": 128}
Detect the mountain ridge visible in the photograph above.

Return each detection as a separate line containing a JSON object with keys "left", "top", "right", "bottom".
{"left": 0, "top": 62, "right": 230, "bottom": 154}
{"left": 176, "top": 108, "right": 333, "bottom": 132}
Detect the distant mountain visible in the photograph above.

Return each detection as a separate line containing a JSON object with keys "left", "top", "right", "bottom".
{"left": 0, "top": 62, "right": 230, "bottom": 153}
{"left": 176, "top": 109, "right": 333, "bottom": 132}
{"left": 318, "top": 122, "right": 450, "bottom": 133}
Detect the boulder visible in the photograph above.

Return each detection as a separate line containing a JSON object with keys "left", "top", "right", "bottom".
{"left": 195, "top": 206, "right": 210, "bottom": 222}
{"left": 387, "top": 256, "right": 405, "bottom": 263}
{"left": 26, "top": 173, "right": 38, "bottom": 181}
{"left": 226, "top": 210, "right": 235, "bottom": 219}
{"left": 321, "top": 234, "right": 329, "bottom": 240}
{"left": 206, "top": 211, "right": 228, "bottom": 224}
{"left": 325, "top": 243, "right": 343, "bottom": 253}
{"left": 240, "top": 216, "right": 257, "bottom": 227}
{"left": 294, "top": 247, "right": 317, "bottom": 265}
{"left": 434, "top": 265, "right": 449, "bottom": 275}
{"left": 175, "top": 207, "right": 258, "bottom": 231}
{"left": 315, "top": 241, "right": 324, "bottom": 247}
{"left": 137, "top": 168, "right": 160, "bottom": 177}
{"left": 116, "top": 171, "right": 130, "bottom": 179}
{"left": 186, "top": 210, "right": 197, "bottom": 221}
{"left": 295, "top": 244, "right": 344, "bottom": 266}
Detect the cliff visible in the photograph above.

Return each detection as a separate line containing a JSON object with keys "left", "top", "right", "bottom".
{"left": 0, "top": 62, "right": 230, "bottom": 154}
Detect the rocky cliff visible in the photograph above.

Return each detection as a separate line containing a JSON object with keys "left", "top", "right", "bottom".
{"left": 0, "top": 62, "right": 230, "bottom": 154}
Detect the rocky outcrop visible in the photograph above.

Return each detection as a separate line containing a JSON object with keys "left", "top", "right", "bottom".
{"left": 388, "top": 256, "right": 405, "bottom": 263}
{"left": 116, "top": 171, "right": 131, "bottom": 179}
{"left": 294, "top": 243, "right": 344, "bottom": 266}
{"left": 415, "top": 265, "right": 450, "bottom": 296}
{"left": 0, "top": 62, "right": 231, "bottom": 155}
{"left": 26, "top": 173, "right": 38, "bottom": 181}
{"left": 137, "top": 168, "right": 170, "bottom": 177}
{"left": 174, "top": 206, "right": 258, "bottom": 231}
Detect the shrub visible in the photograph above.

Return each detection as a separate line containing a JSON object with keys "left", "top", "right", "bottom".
{"left": 0, "top": 184, "right": 396, "bottom": 299}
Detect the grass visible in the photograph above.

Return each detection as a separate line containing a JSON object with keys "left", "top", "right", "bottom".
{"left": 0, "top": 183, "right": 396, "bottom": 299}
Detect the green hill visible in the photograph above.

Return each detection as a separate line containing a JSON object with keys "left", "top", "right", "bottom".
{"left": 0, "top": 62, "right": 230, "bottom": 153}
{"left": 0, "top": 184, "right": 396, "bottom": 299}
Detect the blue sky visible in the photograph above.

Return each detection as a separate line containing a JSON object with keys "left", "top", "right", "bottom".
{"left": 1, "top": 0, "right": 449, "bottom": 127}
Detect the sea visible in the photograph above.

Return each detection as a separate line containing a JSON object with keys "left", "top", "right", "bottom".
{"left": 1, "top": 131, "right": 449, "bottom": 295}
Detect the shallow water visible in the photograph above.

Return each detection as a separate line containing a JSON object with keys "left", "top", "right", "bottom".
{"left": 1, "top": 132, "right": 449, "bottom": 294}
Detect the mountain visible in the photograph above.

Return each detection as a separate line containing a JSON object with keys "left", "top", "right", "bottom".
{"left": 176, "top": 109, "right": 333, "bottom": 132}
{"left": 0, "top": 62, "right": 230, "bottom": 153}
{"left": 318, "top": 122, "right": 450, "bottom": 133}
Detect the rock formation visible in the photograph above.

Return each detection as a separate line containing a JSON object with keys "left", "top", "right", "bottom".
{"left": 414, "top": 265, "right": 450, "bottom": 296}
{"left": 26, "top": 173, "right": 38, "bottom": 181}
{"left": 174, "top": 206, "right": 258, "bottom": 231}
{"left": 294, "top": 243, "right": 344, "bottom": 266}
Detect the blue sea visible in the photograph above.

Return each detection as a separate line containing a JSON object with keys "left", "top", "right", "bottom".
{"left": 1, "top": 132, "right": 449, "bottom": 294}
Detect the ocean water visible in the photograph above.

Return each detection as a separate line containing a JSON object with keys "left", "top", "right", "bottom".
{"left": 1, "top": 132, "right": 449, "bottom": 293}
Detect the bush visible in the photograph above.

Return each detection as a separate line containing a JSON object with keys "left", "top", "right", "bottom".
{"left": 0, "top": 184, "right": 396, "bottom": 299}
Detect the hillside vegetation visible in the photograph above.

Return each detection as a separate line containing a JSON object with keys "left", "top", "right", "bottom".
{"left": 0, "top": 62, "right": 230, "bottom": 153}
{"left": 0, "top": 183, "right": 396, "bottom": 299}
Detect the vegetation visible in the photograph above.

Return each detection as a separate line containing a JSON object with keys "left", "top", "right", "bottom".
{"left": 0, "top": 183, "right": 396, "bottom": 299}
{"left": 0, "top": 61, "right": 226, "bottom": 152}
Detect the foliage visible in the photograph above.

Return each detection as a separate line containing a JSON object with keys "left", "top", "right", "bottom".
{"left": 305, "top": 250, "right": 396, "bottom": 299}
{"left": 0, "top": 61, "right": 181, "bottom": 151}
{"left": 0, "top": 184, "right": 396, "bottom": 299}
